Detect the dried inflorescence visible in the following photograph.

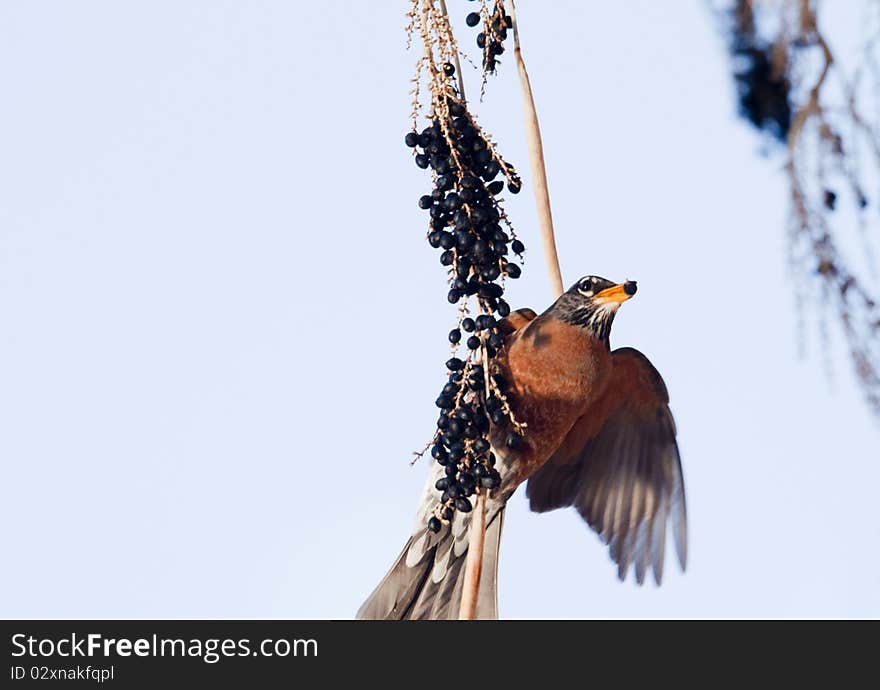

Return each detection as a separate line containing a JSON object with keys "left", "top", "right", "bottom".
{"left": 724, "top": 0, "right": 880, "bottom": 417}
{"left": 464, "top": 0, "right": 512, "bottom": 79}
{"left": 407, "top": 0, "right": 526, "bottom": 531}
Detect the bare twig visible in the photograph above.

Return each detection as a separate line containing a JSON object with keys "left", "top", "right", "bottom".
{"left": 458, "top": 492, "right": 486, "bottom": 619}
{"left": 459, "top": 334, "right": 497, "bottom": 619}
{"left": 780, "top": 0, "right": 880, "bottom": 417}
{"left": 507, "top": 0, "right": 564, "bottom": 298}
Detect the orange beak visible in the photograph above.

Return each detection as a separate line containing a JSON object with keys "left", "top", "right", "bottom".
{"left": 594, "top": 281, "right": 637, "bottom": 305}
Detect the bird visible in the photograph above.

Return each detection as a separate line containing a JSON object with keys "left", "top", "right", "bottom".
{"left": 358, "top": 276, "right": 687, "bottom": 620}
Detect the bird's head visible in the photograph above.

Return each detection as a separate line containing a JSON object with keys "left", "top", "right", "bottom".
{"left": 548, "top": 275, "right": 638, "bottom": 342}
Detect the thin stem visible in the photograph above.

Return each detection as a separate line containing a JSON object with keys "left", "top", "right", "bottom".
{"left": 458, "top": 492, "right": 486, "bottom": 619}
{"left": 438, "top": 0, "right": 467, "bottom": 104}
{"left": 507, "top": 0, "right": 564, "bottom": 298}
{"left": 459, "top": 328, "right": 492, "bottom": 620}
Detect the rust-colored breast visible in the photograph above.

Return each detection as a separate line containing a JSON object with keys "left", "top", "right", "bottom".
{"left": 497, "top": 315, "right": 613, "bottom": 484}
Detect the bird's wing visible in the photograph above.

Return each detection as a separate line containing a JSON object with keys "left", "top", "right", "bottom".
{"left": 497, "top": 307, "right": 537, "bottom": 336}
{"left": 525, "top": 346, "right": 687, "bottom": 585}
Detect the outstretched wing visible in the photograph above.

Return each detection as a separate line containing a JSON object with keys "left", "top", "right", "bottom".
{"left": 525, "top": 347, "right": 687, "bottom": 585}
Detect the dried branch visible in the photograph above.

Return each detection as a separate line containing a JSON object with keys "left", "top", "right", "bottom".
{"left": 458, "top": 492, "right": 486, "bottom": 619}
{"left": 507, "top": 0, "right": 564, "bottom": 298}
{"left": 782, "top": 0, "right": 880, "bottom": 417}
{"left": 728, "top": 0, "right": 880, "bottom": 418}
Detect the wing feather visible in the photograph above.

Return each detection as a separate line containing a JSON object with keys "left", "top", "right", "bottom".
{"left": 526, "top": 347, "right": 687, "bottom": 584}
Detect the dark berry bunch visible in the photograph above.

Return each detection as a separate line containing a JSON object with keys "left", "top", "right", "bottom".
{"left": 405, "top": 92, "right": 526, "bottom": 533}
{"left": 731, "top": 43, "right": 792, "bottom": 143}
{"left": 727, "top": 1, "right": 791, "bottom": 143}
{"left": 465, "top": 1, "right": 511, "bottom": 75}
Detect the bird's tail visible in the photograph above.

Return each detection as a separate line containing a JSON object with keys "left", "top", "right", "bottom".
{"left": 357, "top": 507, "right": 505, "bottom": 620}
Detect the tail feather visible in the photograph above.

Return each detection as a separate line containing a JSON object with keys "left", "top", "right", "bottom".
{"left": 477, "top": 508, "right": 503, "bottom": 617}
{"left": 357, "top": 507, "right": 505, "bottom": 620}
{"left": 355, "top": 537, "right": 433, "bottom": 620}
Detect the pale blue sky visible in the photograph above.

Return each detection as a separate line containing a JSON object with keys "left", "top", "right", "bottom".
{"left": 1, "top": 1, "right": 878, "bottom": 619}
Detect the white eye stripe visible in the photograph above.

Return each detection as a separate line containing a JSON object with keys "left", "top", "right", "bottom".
{"left": 578, "top": 278, "right": 594, "bottom": 296}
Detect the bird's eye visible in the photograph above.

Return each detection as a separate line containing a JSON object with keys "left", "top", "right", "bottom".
{"left": 578, "top": 279, "right": 594, "bottom": 295}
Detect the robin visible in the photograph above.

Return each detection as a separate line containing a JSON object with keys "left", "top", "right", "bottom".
{"left": 358, "top": 276, "right": 687, "bottom": 620}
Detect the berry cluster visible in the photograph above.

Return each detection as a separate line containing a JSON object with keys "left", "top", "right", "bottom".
{"left": 728, "top": 3, "right": 791, "bottom": 143}
{"left": 732, "top": 44, "right": 792, "bottom": 143}
{"left": 465, "top": 1, "right": 511, "bottom": 74}
{"left": 406, "top": 87, "right": 525, "bottom": 533}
